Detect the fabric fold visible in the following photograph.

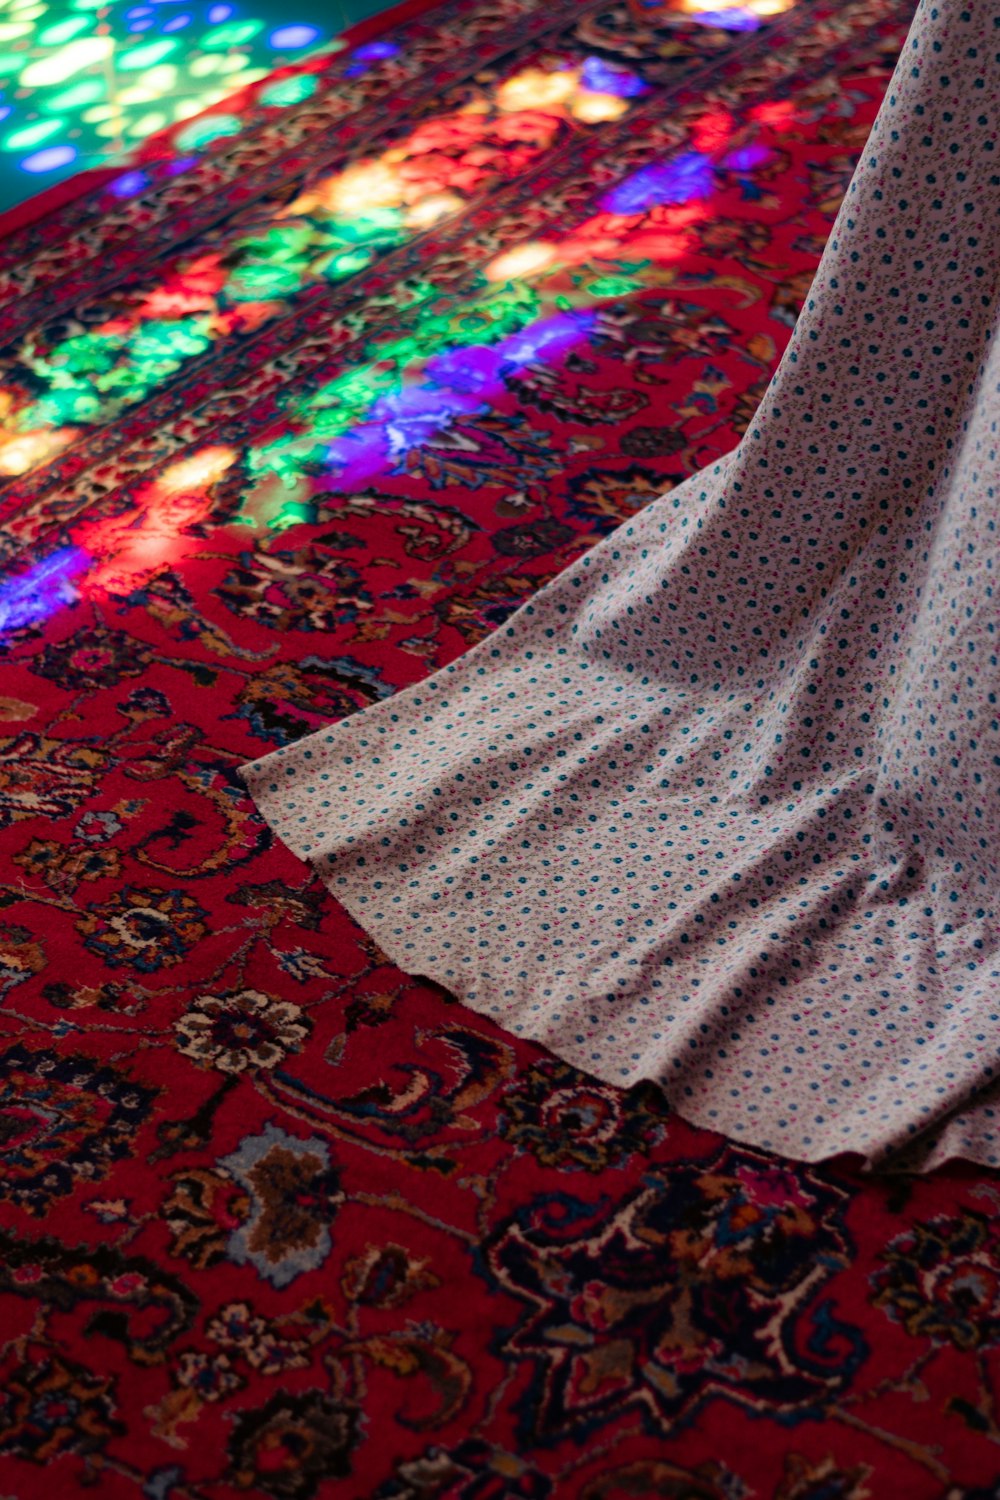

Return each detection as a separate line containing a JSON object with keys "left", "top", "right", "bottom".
{"left": 242, "top": 0, "right": 1000, "bottom": 1171}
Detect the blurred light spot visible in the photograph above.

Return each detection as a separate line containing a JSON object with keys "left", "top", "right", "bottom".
{"left": 0, "top": 427, "right": 73, "bottom": 472}
{"left": 128, "top": 110, "right": 168, "bottom": 135}
{"left": 260, "top": 72, "right": 317, "bottom": 105}
{"left": 404, "top": 191, "right": 463, "bottom": 228}
{"left": 269, "top": 22, "right": 319, "bottom": 47}
{"left": 174, "top": 112, "right": 242, "bottom": 149}
{"left": 687, "top": 8, "right": 759, "bottom": 27}
{"left": 579, "top": 56, "right": 648, "bottom": 96}
{"left": 21, "top": 143, "right": 77, "bottom": 172}
{"left": 223, "top": 67, "right": 268, "bottom": 87}
{"left": 37, "top": 15, "right": 89, "bottom": 41}
{"left": 141, "top": 61, "right": 178, "bottom": 88}
{"left": 118, "top": 37, "right": 177, "bottom": 68}
{"left": 723, "top": 142, "right": 772, "bottom": 170}
{"left": 118, "top": 85, "right": 161, "bottom": 105}
{"left": 485, "top": 241, "right": 557, "bottom": 282}
{"left": 749, "top": 99, "right": 795, "bottom": 127}
{"left": 202, "top": 19, "right": 262, "bottom": 46}
{"left": 6, "top": 118, "right": 62, "bottom": 150}
{"left": 21, "top": 36, "right": 113, "bottom": 87}
{"left": 0, "top": 548, "right": 87, "bottom": 633}
{"left": 225, "top": 66, "right": 268, "bottom": 86}
{"left": 690, "top": 107, "right": 733, "bottom": 151}
{"left": 496, "top": 66, "right": 577, "bottom": 111}
{"left": 601, "top": 153, "right": 713, "bottom": 213}
{"left": 571, "top": 91, "right": 628, "bottom": 123}
{"left": 159, "top": 445, "right": 237, "bottom": 493}
{"left": 110, "top": 169, "right": 149, "bottom": 195}
{"left": 351, "top": 40, "right": 398, "bottom": 60}
{"left": 42, "top": 78, "right": 105, "bottom": 110}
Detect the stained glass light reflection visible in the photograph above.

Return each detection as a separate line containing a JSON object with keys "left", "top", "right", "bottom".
{"left": 0, "top": 0, "right": 333, "bottom": 209}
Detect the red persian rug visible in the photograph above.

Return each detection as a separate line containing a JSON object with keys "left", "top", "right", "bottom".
{"left": 2, "top": 0, "right": 1000, "bottom": 1494}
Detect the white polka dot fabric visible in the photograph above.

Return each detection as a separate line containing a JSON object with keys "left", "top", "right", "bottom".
{"left": 242, "top": 0, "right": 1000, "bottom": 1171}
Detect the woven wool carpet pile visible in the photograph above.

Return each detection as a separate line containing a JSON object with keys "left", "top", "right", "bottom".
{"left": 2, "top": 0, "right": 1000, "bottom": 1494}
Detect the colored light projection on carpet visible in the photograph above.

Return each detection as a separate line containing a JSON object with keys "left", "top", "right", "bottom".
{"left": 0, "top": 0, "right": 328, "bottom": 199}
{"left": 0, "top": 445, "right": 237, "bottom": 630}
{"left": 0, "top": 66, "right": 794, "bottom": 629}
{"left": 237, "top": 104, "right": 786, "bottom": 512}
{"left": 638, "top": 0, "right": 792, "bottom": 29}
{"left": 0, "top": 55, "right": 656, "bottom": 476}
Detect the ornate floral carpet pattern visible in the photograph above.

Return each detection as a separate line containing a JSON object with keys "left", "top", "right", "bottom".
{"left": 3, "top": 0, "right": 1000, "bottom": 1494}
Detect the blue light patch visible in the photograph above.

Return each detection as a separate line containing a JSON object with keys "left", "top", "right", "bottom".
{"left": 601, "top": 153, "right": 714, "bottom": 213}
{"left": 21, "top": 144, "right": 77, "bottom": 173}
{"left": 0, "top": 548, "right": 88, "bottom": 633}
{"left": 580, "top": 56, "right": 648, "bottom": 97}
{"left": 689, "top": 7, "right": 759, "bottom": 27}
{"left": 109, "top": 169, "right": 150, "bottom": 196}
{"left": 269, "top": 23, "right": 319, "bottom": 48}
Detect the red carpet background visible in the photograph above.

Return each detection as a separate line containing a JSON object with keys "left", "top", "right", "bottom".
{"left": 3, "top": 0, "right": 1000, "bottom": 1494}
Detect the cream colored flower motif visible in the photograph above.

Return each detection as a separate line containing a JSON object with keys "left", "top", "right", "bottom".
{"left": 174, "top": 988, "right": 310, "bottom": 1074}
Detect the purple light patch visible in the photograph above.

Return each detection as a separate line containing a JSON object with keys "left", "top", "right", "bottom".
{"left": 423, "top": 315, "right": 593, "bottom": 401}
{"left": 580, "top": 56, "right": 648, "bottom": 97}
{"left": 373, "top": 385, "right": 484, "bottom": 456}
{"left": 165, "top": 154, "right": 198, "bottom": 174}
{"left": 689, "top": 7, "right": 759, "bottom": 27}
{"left": 0, "top": 106, "right": 11, "bottom": 123}
{"left": 323, "top": 312, "right": 594, "bottom": 488}
{"left": 269, "top": 22, "right": 319, "bottom": 47}
{"left": 322, "top": 428, "right": 392, "bottom": 488}
{"left": 128, "top": 15, "right": 155, "bottom": 26}
{"left": 722, "top": 142, "right": 773, "bottom": 170}
{"left": 601, "top": 153, "right": 713, "bottom": 213}
{"left": 162, "top": 12, "right": 191, "bottom": 26}
{"left": 208, "top": 2, "right": 232, "bottom": 19}
{"left": 351, "top": 40, "right": 399, "bottom": 61}
{"left": 0, "top": 548, "right": 88, "bottom": 633}
{"left": 501, "top": 312, "right": 595, "bottom": 369}
{"left": 425, "top": 344, "right": 505, "bottom": 397}
{"left": 21, "top": 144, "right": 77, "bottom": 174}
{"left": 109, "top": 169, "right": 150, "bottom": 197}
